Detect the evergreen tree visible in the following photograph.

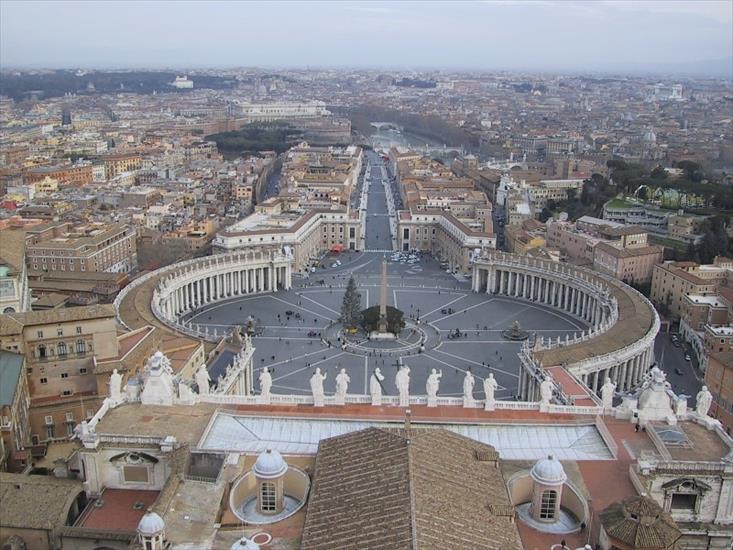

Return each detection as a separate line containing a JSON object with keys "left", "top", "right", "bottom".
{"left": 340, "top": 276, "right": 362, "bottom": 329}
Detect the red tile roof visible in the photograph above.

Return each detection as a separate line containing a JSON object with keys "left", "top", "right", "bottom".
{"left": 76, "top": 488, "right": 160, "bottom": 531}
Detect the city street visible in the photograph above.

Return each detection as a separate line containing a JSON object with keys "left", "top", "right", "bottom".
{"left": 654, "top": 332, "right": 703, "bottom": 407}
{"left": 364, "top": 152, "right": 394, "bottom": 251}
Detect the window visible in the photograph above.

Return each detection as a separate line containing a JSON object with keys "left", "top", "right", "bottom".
{"left": 61, "top": 390, "right": 73, "bottom": 396}
{"left": 65, "top": 412, "right": 74, "bottom": 422}
{"left": 671, "top": 493, "right": 697, "bottom": 511}
{"left": 40, "top": 377, "right": 48, "bottom": 384}
{"left": 37, "top": 330, "right": 44, "bottom": 338}
{"left": 123, "top": 465, "right": 149, "bottom": 483}
{"left": 57, "top": 342, "right": 67, "bottom": 357}
{"left": 261, "top": 482, "right": 276, "bottom": 512}
{"left": 76, "top": 326, "right": 82, "bottom": 334}
{"left": 38, "top": 344, "right": 47, "bottom": 359}
{"left": 61, "top": 373, "right": 68, "bottom": 379}
{"left": 46, "top": 425, "right": 54, "bottom": 439}
{"left": 79, "top": 367, "right": 87, "bottom": 374}
{"left": 57, "top": 328, "right": 63, "bottom": 336}
{"left": 76, "top": 340, "right": 86, "bottom": 354}
{"left": 540, "top": 490, "right": 557, "bottom": 520}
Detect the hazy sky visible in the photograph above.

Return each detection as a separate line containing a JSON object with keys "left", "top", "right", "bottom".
{"left": 1, "top": 0, "right": 731, "bottom": 73}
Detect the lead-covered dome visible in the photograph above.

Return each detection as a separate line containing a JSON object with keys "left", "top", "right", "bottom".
{"left": 253, "top": 448, "right": 288, "bottom": 479}
{"left": 530, "top": 454, "right": 567, "bottom": 485}
{"left": 137, "top": 510, "right": 165, "bottom": 535}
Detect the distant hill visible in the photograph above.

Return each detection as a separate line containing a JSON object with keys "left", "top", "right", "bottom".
{"left": 0, "top": 70, "right": 236, "bottom": 101}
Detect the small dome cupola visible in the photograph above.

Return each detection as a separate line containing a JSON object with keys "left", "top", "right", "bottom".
{"left": 530, "top": 455, "right": 567, "bottom": 524}
{"left": 530, "top": 454, "right": 568, "bottom": 485}
{"left": 253, "top": 449, "right": 288, "bottom": 479}
{"left": 137, "top": 509, "right": 166, "bottom": 550}
{"left": 253, "top": 449, "right": 289, "bottom": 515}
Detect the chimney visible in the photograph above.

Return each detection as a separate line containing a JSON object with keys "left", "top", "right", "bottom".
{"left": 404, "top": 409, "right": 412, "bottom": 439}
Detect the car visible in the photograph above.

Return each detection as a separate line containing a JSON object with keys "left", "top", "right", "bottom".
{"left": 285, "top": 310, "right": 294, "bottom": 316}
{"left": 674, "top": 368, "right": 683, "bottom": 376}
{"left": 684, "top": 354, "right": 691, "bottom": 362}
{"left": 672, "top": 341, "right": 681, "bottom": 347}
{"left": 441, "top": 308, "right": 448, "bottom": 314}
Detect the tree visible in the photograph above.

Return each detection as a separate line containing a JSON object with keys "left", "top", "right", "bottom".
{"left": 650, "top": 166, "right": 667, "bottom": 180}
{"left": 340, "top": 276, "right": 362, "bottom": 329}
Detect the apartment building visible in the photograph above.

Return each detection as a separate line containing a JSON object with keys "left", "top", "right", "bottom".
{"left": 25, "top": 222, "right": 138, "bottom": 274}
{"left": 651, "top": 257, "right": 733, "bottom": 320}
{"left": 0, "top": 305, "right": 117, "bottom": 442}
{"left": 102, "top": 152, "right": 142, "bottom": 179}
{"left": 547, "top": 217, "right": 663, "bottom": 283}
{"left": 23, "top": 163, "right": 93, "bottom": 187}
{"left": 0, "top": 306, "right": 158, "bottom": 445}
{"left": 705, "top": 351, "right": 733, "bottom": 434}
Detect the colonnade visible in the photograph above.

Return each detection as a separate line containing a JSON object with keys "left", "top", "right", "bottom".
{"left": 473, "top": 252, "right": 659, "bottom": 400}
{"left": 147, "top": 251, "right": 293, "bottom": 340}
{"left": 161, "top": 264, "right": 289, "bottom": 319}
{"left": 474, "top": 264, "right": 611, "bottom": 327}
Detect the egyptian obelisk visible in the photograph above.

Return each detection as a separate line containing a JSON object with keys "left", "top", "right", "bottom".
{"left": 378, "top": 257, "right": 388, "bottom": 333}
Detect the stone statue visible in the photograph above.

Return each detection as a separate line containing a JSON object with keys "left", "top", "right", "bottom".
{"left": 484, "top": 373, "right": 498, "bottom": 411}
{"left": 695, "top": 386, "right": 713, "bottom": 417}
{"left": 463, "top": 370, "right": 475, "bottom": 406}
{"left": 370, "top": 368, "right": 385, "bottom": 406}
{"left": 335, "top": 368, "right": 350, "bottom": 405}
{"left": 310, "top": 367, "right": 327, "bottom": 407}
{"left": 426, "top": 369, "right": 442, "bottom": 399}
{"left": 396, "top": 365, "right": 410, "bottom": 407}
{"left": 601, "top": 377, "right": 616, "bottom": 409}
{"left": 178, "top": 381, "right": 196, "bottom": 403}
{"left": 259, "top": 367, "right": 272, "bottom": 403}
{"left": 109, "top": 369, "right": 123, "bottom": 401}
{"left": 540, "top": 377, "right": 554, "bottom": 406}
{"left": 195, "top": 365, "right": 210, "bottom": 395}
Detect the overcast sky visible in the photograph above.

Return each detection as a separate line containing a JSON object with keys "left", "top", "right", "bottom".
{"left": 1, "top": 0, "right": 731, "bottom": 74}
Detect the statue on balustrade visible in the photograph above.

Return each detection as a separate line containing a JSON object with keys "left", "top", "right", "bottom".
{"left": 395, "top": 365, "right": 410, "bottom": 407}
{"left": 426, "top": 369, "right": 442, "bottom": 399}
{"left": 310, "top": 367, "right": 327, "bottom": 407}
{"left": 463, "top": 370, "right": 475, "bottom": 405}
{"left": 540, "top": 377, "right": 554, "bottom": 406}
{"left": 259, "top": 367, "right": 272, "bottom": 402}
{"left": 195, "top": 365, "right": 211, "bottom": 395}
{"left": 370, "top": 368, "right": 385, "bottom": 406}
{"left": 695, "top": 386, "right": 713, "bottom": 417}
{"left": 109, "top": 369, "right": 123, "bottom": 402}
{"left": 601, "top": 377, "right": 616, "bottom": 409}
{"left": 484, "top": 373, "right": 498, "bottom": 410}
{"left": 335, "top": 368, "right": 350, "bottom": 404}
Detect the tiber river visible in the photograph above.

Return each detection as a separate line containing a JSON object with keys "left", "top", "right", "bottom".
{"left": 369, "top": 126, "right": 442, "bottom": 151}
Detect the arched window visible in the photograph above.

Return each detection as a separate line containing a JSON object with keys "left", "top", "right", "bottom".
{"left": 57, "top": 342, "right": 67, "bottom": 357}
{"left": 76, "top": 340, "right": 86, "bottom": 354}
{"left": 540, "top": 489, "right": 557, "bottom": 520}
{"left": 38, "top": 344, "right": 47, "bottom": 359}
{"left": 260, "top": 482, "right": 276, "bottom": 512}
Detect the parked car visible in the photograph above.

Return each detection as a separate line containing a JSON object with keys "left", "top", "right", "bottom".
{"left": 684, "top": 354, "right": 691, "bottom": 362}
{"left": 674, "top": 368, "right": 683, "bottom": 376}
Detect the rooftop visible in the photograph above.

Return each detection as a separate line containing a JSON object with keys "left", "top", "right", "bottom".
{"left": 0, "top": 350, "right": 24, "bottom": 406}
{"left": 76, "top": 488, "right": 159, "bottom": 531}
{"left": 301, "top": 427, "right": 523, "bottom": 550}
{"left": 199, "top": 412, "right": 613, "bottom": 460}
{"left": 0, "top": 472, "right": 83, "bottom": 530}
